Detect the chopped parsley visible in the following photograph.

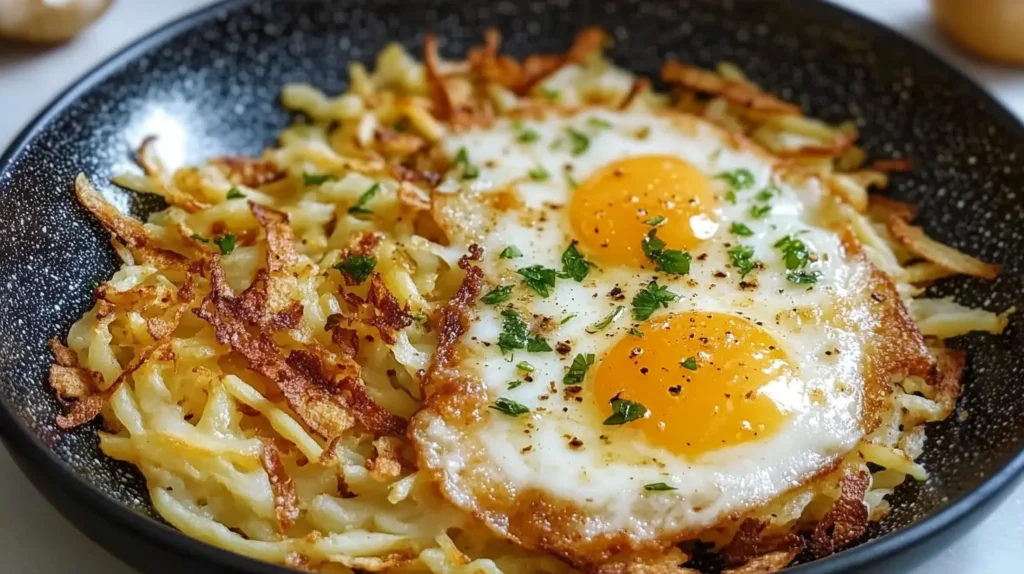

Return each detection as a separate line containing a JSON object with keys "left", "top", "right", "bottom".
{"left": 715, "top": 168, "right": 755, "bottom": 190}
{"left": 517, "top": 265, "right": 558, "bottom": 297}
{"left": 787, "top": 270, "right": 822, "bottom": 285}
{"left": 566, "top": 127, "right": 590, "bottom": 156}
{"left": 586, "top": 306, "right": 624, "bottom": 334}
{"left": 631, "top": 281, "right": 680, "bottom": 321}
{"left": 213, "top": 234, "right": 237, "bottom": 255}
{"left": 518, "top": 128, "right": 541, "bottom": 143}
{"left": 641, "top": 229, "right": 691, "bottom": 275}
{"left": 527, "top": 336, "right": 553, "bottom": 352}
{"left": 516, "top": 361, "right": 534, "bottom": 372}
{"left": 755, "top": 188, "right": 774, "bottom": 202}
{"left": 490, "top": 397, "right": 530, "bottom": 417}
{"left": 643, "top": 482, "right": 678, "bottom": 492}
{"left": 560, "top": 243, "right": 592, "bottom": 282}
{"left": 190, "top": 234, "right": 209, "bottom": 244}
{"left": 347, "top": 183, "right": 379, "bottom": 216}
{"left": 497, "top": 310, "right": 529, "bottom": 354}
{"left": 587, "top": 117, "right": 612, "bottom": 129}
{"left": 499, "top": 245, "right": 523, "bottom": 259}
{"left": 628, "top": 327, "right": 644, "bottom": 338}
{"left": 774, "top": 235, "right": 811, "bottom": 270}
{"left": 644, "top": 215, "right": 666, "bottom": 227}
{"left": 495, "top": 312, "right": 553, "bottom": 355}
{"left": 560, "top": 313, "right": 577, "bottom": 325}
{"left": 481, "top": 285, "right": 514, "bottom": 305}
{"left": 654, "top": 250, "right": 692, "bottom": 275}
{"left": 528, "top": 166, "right": 550, "bottom": 181}
{"left": 303, "top": 173, "right": 337, "bottom": 186}
{"left": 539, "top": 87, "right": 560, "bottom": 102}
{"left": 724, "top": 189, "right": 737, "bottom": 204}
{"left": 749, "top": 203, "right": 772, "bottom": 219}
{"left": 681, "top": 356, "right": 698, "bottom": 370}
{"left": 565, "top": 172, "right": 579, "bottom": 189}
{"left": 333, "top": 254, "right": 376, "bottom": 284}
{"left": 730, "top": 222, "right": 754, "bottom": 236}
{"left": 226, "top": 187, "right": 245, "bottom": 199}
{"left": 507, "top": 380, "right": 523, "bottom": 390}
{"left": 604, "top": 396, "right": 648, "bottom": 425}
{"left": 727, "top": 245, "right": 757, "bottom": 277}
{"left": 563, "top": 353, "right": 595, "bottom": 385}
{"left": 453, "top": 147, "right": 479, "bottom": 180}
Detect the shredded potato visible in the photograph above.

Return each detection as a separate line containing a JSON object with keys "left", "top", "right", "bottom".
{"left": 48, "top": 29, "right": 1007, "bottom": 574}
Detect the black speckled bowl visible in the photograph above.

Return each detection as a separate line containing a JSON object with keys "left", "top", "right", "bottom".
{"left": 1, "top": 1, "right": 1022, "bottom": 572}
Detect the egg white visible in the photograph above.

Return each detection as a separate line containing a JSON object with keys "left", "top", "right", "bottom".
{"left": 414, "top": 108, "right": 880, "bottom": 550}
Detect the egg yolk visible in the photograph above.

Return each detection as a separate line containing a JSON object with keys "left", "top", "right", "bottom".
{"left": 569, "top": 155, "right": 717, "bottom": 267}
{"left": 592, "top": 312, "right": 792, "bottom": 457}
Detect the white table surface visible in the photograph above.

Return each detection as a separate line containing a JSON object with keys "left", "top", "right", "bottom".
{"left": 1, "top": 0, "right": 1022, "bottom": 572}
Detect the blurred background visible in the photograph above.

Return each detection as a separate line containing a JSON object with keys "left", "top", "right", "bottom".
{"left": 1, "top": 0, "right": 1022, "bottom": 572}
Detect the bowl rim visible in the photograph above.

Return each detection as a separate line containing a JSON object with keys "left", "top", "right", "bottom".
{"left": 1, "top": 0, "right": 1023, "bottom": 572}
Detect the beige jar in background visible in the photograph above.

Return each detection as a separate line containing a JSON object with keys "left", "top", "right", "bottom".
{"left": 0, "top": 0, "right": 112, "bottom": 43}
{"left": 933, "top": 0, "right": 1024, "bottom": 64}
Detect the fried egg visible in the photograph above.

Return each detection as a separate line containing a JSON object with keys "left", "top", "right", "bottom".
{"left": 410, "top": 108, "right": 930, "bottom": 565}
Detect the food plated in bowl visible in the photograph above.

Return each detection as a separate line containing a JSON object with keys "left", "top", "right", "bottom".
{"left": 2, "top": 2, "right": 1024, "bottom": 574}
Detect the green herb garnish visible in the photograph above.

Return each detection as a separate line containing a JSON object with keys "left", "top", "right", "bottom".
{"left": 587, "top": 117, "right": 612, "bottom": 129}
{"left": 497, "top": 309, "right": 529, "bottom": 354}
{"left": 715, "top": 168, "right": 755, "bottom": 190}
{"left": 774, "top": 235, "right": 811, "bottom": 270}
{"left": 604, "top": 396, "right": 648, "bottom": 425}
{"left": 566, "top": 127, "right": 590, "bottom": 156}
{"left": 787, "top": 270, "right": 822, "bottom": 285}
{"left": 500, "top": 246, "right": 523, "bottom": 259}
{"left": 191, "top": 234, "right": 210, "bottom": 244}
{"left": 641, "top": 229, "right": 691, "bottom": 275}
{"left": 213, "top": 234, "right": 237, "bottom": 255}
{"left": 539, "top": 87, "right": 560, "bottom": 101}
{"left": 333, "top": 254, "right": 376, "bottom": 284}
{"left": 730, "top": 222, "right": 754, "bottom": 237}
{"left": 560, "top": 313, "right": 577, "bottom": 325}
{"left": 631, "top": 281, "right": 680, "bottom": 321}
{"left": 347, "top": 183, "right": 379, "bottom": 216}
{"left": 527, "top": 337, "right": 553, "bottom": 352}
{"left": 560, "top": 243, "right": 592, "bottom": 282}
{"left": 517, "top": 265, "right": 558, "bottom": 297}
{"left": 453, "top": 147, "right": 479, "bottom": 180}
{"left": 304, "top": 173, "right": 338, "bottom": 186}
{"left": 481, "top": 285, "right": 514, "bottom": 305}
{"left": 750, "top": 204, "right": 771, "bottom": 219}
{"left": 518, "top": 128, "right": 541, "bottom": 143}
{"left": 226, "top": 187, "right": 245, "bottom": 199}
{"left": 644, "top": 215, "right": 667, "bottom": 227}
{"left": 490, "top": 397, "right": 530, "bottom": 417}
{"left": 586, "top": 306, "right": 624, "bottom": 334}
{"left": 507, "top": 380, "right": 523, "bottom": 390}
{"left": 628, "top": 328, "right": 644, "bottom": 338}
{"left": 565, "top": 172, "right": 579, "bottom": 189}
{"left": 516, "top": 361, "right": 534, "bottom": 372}
{"left": 681, "top": 356, "right": 698, "bottom": 370}
{"left": 725, "top": 190, "right": 737, "bottom": 204}
{"left": 643, "top": 482, "right": 677, "bottom": 492}
{"left": 727, "top": 245, "right": 757, "bottom": 278}
{"left": 563, "top": 353, "right": 595, "bottom": 385}
{"left": 528, "top": 166, "right": 550, "bottom": 181}
{"left": 303, "top": 173, "right": 337, "bottom": 186}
